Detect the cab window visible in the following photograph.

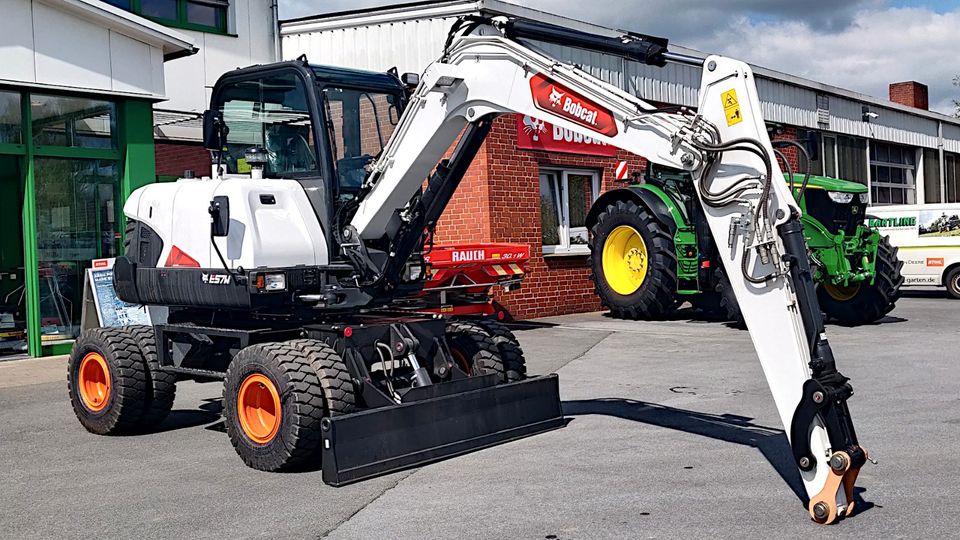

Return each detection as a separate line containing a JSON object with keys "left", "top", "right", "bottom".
{"left": 322, "top": 87, "right": 400, "bottom": 194}
{"left": 217, "top": 72, "right": 318, "bottom": 176}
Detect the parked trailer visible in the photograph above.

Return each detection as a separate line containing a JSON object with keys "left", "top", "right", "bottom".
{"left": 867, "top": 203, "right": 960, "bottom": 298}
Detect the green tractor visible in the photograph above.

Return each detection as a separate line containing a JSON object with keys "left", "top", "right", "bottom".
{"left": 586, "top": 164, "right": 904, "bottom": 324}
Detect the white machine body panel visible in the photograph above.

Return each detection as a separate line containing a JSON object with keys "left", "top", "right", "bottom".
{"left": 124, "top": 177, "right": 328, "bottom": 269}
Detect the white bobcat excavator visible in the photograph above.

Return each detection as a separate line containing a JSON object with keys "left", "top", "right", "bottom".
{"left": 66, "top": 16, "right": 868, "bottom": 524}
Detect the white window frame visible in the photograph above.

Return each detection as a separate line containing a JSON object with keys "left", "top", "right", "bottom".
{"left": 869, "top": 142, "right": 918, "bottom": 205}
{"left": 540, "top": 167, "right": 601, "bottom": 256}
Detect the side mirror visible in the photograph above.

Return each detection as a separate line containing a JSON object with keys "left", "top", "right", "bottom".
{"left": 203, "top": 110, "right": 227, "bottom": 151}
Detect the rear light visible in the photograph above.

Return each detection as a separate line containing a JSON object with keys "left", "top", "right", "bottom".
{"left": 343, "top": 327, "right": 353, "bottom": 338}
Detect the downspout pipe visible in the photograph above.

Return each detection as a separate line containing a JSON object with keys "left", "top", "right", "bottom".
{"left": 272, "top": 0, "right": 281, "bottom": 62}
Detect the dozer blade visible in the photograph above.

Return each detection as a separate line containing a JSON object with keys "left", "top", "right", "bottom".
{"left": 320, "top": 375, "right": 563, "bottom": 486}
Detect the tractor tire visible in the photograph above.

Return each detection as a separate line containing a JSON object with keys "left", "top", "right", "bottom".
{"left": 223, "top": 342, "right": 329, "bottom": 471}
{"left": 946, "top": 266, "right": 960, "bottom": 299}
{"left": 471, "top": 319, "right": 527, "bottom": 382}
{"left": 589, "top": 200, "right": 678, "bottom": 320}
{"left": 714, "top": 267, "right": 745, "bottom": 326}
{"left": 445, "top": 320, "right": 508, "bottom": 382}
{"left": 286, "top": 339, "right": 356, "bottom": 416}
{"left": 818, "top": 236, "right": 904, "bottom": 324}
{"left": 67, "top": 328, "right": 148, "bottom": 435}
{"left": 127, "top": 325, "right": 177, "bottom": 427}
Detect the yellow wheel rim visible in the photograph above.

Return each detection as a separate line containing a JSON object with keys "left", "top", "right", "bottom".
{"left": 824, "top": 283, "right": 860, "bottom": 302}
{"left": 602, "top": 225, "right": 649, "bottom": 295}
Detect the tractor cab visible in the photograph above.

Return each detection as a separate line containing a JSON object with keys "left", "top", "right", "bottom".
{"left": 203, "top": 60, "right": 410, "bottom": 233}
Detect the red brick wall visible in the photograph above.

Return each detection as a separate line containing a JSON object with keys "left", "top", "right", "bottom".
{"left": 889, "top": 81, "right": 929, "bottom": 110}
{"left": 155, "top": 142, "right": 212, "bottom": 178}
{"left": 434, "top": 115, "right": 647, "bottom": 319}
{"left": 770, "top": 126, "right": 801, "bottom": 173}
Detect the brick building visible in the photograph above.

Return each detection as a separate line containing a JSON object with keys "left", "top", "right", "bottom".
{"left": 277, "top": 0, "right": 960, "bottom": 319}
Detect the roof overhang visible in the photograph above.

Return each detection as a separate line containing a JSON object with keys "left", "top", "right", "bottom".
{"left": 41, "top": 0, "right": 197, "bottom": 61}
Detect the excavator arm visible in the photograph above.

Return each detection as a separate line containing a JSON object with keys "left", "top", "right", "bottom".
{"left": 349, "top": 18, "right": 868, "bottom": 523}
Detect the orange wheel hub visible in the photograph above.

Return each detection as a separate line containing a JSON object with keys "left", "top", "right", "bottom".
{"left": 78, "top": 352, "right": 111, "bottom": 412}
{"left": 237, "top": 373, "right": 282, "bottom": 444}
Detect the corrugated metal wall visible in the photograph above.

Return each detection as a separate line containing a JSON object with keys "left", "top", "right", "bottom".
{"left": 280, "top": 10, "right": 960, "bottom": 153}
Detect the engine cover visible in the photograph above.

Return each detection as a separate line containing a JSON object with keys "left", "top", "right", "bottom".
{"left": 125, "top": 176, "right": 329, "bottom": 270}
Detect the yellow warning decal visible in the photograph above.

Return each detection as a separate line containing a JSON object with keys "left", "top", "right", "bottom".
{"left": 721, "top": 89, "right": 742, "bottom": 126}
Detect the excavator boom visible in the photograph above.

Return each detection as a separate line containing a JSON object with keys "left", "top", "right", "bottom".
{"left": 349, "top": 18, "right": 868, "bottom": 523}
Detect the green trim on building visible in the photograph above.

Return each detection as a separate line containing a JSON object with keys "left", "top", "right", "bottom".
{"left": 0, "top": 88, "right": 157, "bottom": 358}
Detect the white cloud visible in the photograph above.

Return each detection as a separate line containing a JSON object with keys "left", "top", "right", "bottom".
{"left": 691, "top": 6, "right": 960, "bottom": 114}
{"left": 279, "top": 1, "right": 960, "bottom": 115}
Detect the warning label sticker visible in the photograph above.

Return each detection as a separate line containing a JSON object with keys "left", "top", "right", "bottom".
{"left": 721, "top": 89, "right": 742, "bottom": 126}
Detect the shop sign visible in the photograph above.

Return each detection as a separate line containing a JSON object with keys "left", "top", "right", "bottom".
{"left": 515, "top": 114, "right": 617, "bottom": 157}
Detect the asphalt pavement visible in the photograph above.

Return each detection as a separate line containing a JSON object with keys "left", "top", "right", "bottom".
{"left": 1, "top": 290, "right": 957, "bottom": 539}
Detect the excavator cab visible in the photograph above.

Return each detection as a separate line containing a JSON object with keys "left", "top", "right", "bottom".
{"left": 206, "top": 61, "right": 407, "bottom": 224}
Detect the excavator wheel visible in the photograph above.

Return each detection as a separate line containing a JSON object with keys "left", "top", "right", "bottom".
{"left": 445, "top": 320, "right": 509, "bottom": 382}
{"left": 589, "top": 200, "right": 678, "bottom": 319}
{"left": 470, "top": 319, "right": 527, "bottom": 382}
{"left": 126, "top": 325, "right": 177, "bottom": 427}
{"left": 286, "top": 339, "right": 357, "bottom": 416}
{"left": 818, "top": 236, "right": 904, "bottom": 324}
{"left": 223, "top": 342, "right": 335, "bottom": 471}
{"left": 67, "top": 328, "right": 148, "bottom": 435}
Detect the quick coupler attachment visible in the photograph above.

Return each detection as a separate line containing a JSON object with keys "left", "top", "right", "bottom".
{"left": 808, "top": 447, "right": 868, "bottom": 524}
{"left": 791, "top": 377, "right": 868, "bottom": 524}
{"left": 319, "top": 375, "right": 563, "bottom": 486}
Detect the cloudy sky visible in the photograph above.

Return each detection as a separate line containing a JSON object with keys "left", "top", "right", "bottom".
{"left": 280, "top": 0, "right": 960, "bottom": 115}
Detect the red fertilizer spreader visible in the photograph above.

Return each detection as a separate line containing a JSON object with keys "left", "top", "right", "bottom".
{"left": 404, "top": 243, "right": 529, "bottom": 319}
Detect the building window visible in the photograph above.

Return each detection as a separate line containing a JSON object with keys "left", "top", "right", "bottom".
{"left": 922, "top": 148, "right": 941, "bottom": 203}
{"left": 870, "top": 142, "right": 917, "bottom": 205}
{"left": 0, "top": 90, "right": 22, "bottom": 145}
{"left": 105, "top": 0, "right": 228, "bottom": 34}
{"left": 837, "top": 135, "right": 868, "bottom": 184}
{"left": 31, "top": 94, "right": 116, "bottom": 150}
{"left": 539, "top": 168, "right": 599, "bottom": 255}
{"left": 946, "top": 152, "right": 960, "bottom": 203}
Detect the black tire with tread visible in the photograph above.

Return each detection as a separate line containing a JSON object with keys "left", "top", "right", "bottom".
{"left": 818, "top": 235, "right": 905, "bottom": 324}
{"left": 222, "top": 342, "right": 329, "bottom": 472}
{"left": 126, "top": 325, "right": 177, "bottom": 427}
{"left": 445, "top": 320, "right": 508, "bottom": 382}
{"left": 67, "top": 328, "right": 148, "bottom": 435}
{"left": 588, "top": 200, "right": 678, "bottom": 319}
{"left": 946, "top": 266, "right": 960, "bottom": 299}
{"left": 285, "top": 339, "right": 356, "bottom": 416}
{"left": 470, "top": 319, "right": 527, "bottom": 382}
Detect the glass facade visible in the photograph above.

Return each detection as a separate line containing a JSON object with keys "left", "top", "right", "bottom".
{"left": 31, "top": 95, "right": 116, "bottom": 150}
{"left": 34, "top": 159, "right": 121, "bottom": 343}
{"left": 0, "top": 91, "right": 22, "bottom": 145}
{"left": 0, "top": 88, "right": 154, "bottom": 357}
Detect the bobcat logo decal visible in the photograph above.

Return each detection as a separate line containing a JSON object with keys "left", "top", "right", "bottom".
{"left": 549, "top": 87, "right": 565, "bottom": 107}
